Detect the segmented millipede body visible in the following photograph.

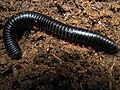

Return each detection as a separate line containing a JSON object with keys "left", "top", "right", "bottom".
{"left": 3, "top": 11, "right": 120, "bottom": 60}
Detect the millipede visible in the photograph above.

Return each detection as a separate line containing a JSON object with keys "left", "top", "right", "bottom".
{"left": 3, "top": 11, "right": 120, "bottom": 60}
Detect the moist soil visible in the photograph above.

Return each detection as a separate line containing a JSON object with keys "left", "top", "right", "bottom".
{"left": 0, "top": 0, "right": 120, "bottom": 90}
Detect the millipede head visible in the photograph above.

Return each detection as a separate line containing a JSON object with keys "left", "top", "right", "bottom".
{"left": 10, "top": 50, "right": 22, "bottom": 60}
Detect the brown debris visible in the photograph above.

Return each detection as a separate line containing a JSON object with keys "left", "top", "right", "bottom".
{"left": 0, "top": 0, "right": 120, "bottom": 90}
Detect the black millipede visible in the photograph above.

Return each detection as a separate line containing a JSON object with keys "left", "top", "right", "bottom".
{"left": 3, "top": 11, "right": 120, "bottom": 60}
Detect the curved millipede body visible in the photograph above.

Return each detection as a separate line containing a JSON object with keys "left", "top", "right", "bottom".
{"left": 3, "top": 11, "right": 120, "bottom": 60}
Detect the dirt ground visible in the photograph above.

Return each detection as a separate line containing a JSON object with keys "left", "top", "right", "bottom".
{"left": 0, "top": 0, "right": 120, "bottom": 90}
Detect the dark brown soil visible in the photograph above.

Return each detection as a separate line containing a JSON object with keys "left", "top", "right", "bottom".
{"left": 0, "top": 0, "right": 120, "bottom": 90}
